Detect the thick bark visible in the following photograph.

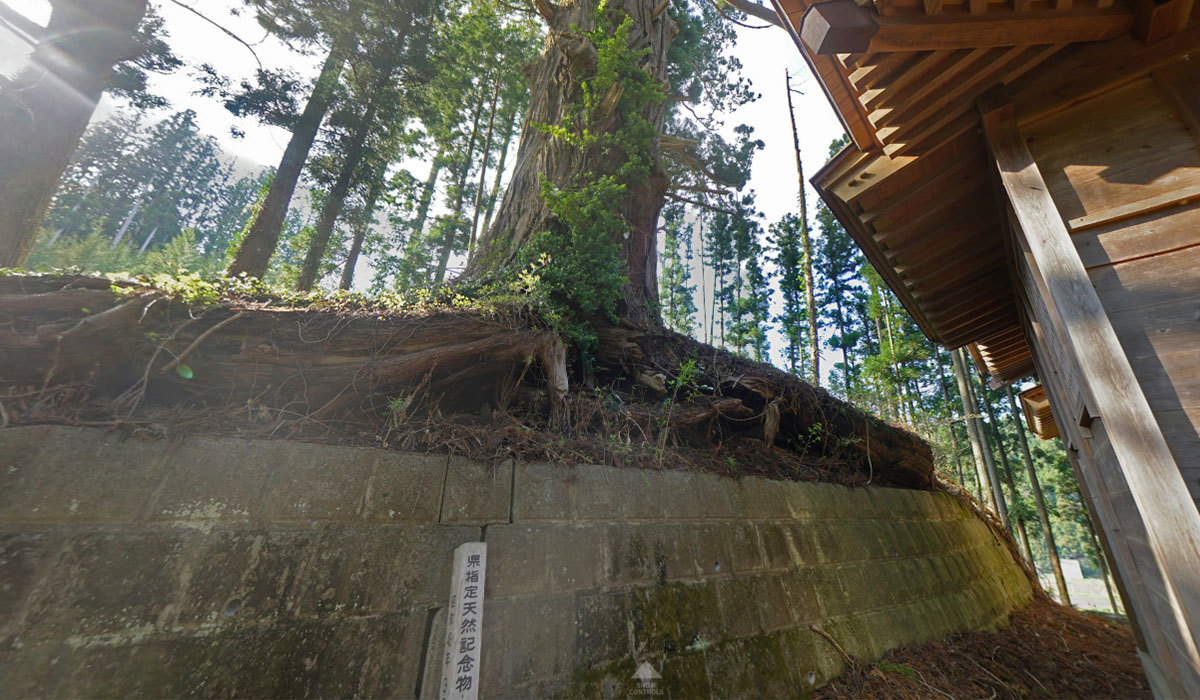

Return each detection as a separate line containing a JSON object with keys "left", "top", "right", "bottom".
{"left": 227, "top": 43, "right": 346, "bottom": 278}
{"left": 0, "top": 0, "right": 148, "bottom": 267}
{"left": 296, "top": 64, "right": 393, "bottom": 291}
{"left": 1006, "top": 385, "right": 1072, "bottom": 606}
{"left": 339, "top": 175, "right": 383, "bottom": 290}
{"left": 463, "top": 0, "right": 679, "bottom": 327}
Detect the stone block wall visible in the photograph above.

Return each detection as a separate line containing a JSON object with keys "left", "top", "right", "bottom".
{"left": 0, "top": 426, "right": 1031, "bottom": 698}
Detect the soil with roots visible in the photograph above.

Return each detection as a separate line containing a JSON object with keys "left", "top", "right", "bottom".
{"left": 0, "top": 273, "right": 934, "bottom": 490}
{"left": 817, "top": 598, "right": 1149, "bottom": 699}
{"left": 1, "top": 274, "right": 1144, "bottom": 696}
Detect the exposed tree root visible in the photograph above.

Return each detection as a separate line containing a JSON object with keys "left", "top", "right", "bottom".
{"left": 0, "top": 274, "right": 933, "bottom": 488}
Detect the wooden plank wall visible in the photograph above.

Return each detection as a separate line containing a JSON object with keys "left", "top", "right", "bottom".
{"left": 1023, "top": 58, "right": 1200, "bottom": 507}
{"left": 1011, "top": 228, "right": 1186, "bottom": 692}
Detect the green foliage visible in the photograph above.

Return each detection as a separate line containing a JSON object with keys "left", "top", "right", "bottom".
{"left": 659, "top": 209, "right": 697, "bottom": 335}
{"left": 877, "top": 662, "right": 920, "bottom": 683}
{"left": 515, "top": 177, "right": 629, "bottom": 352}
{"left": 771, "top": 213, "right": 808, "bottom": 376}
{"left": 27, "top": 228, "right": 222, "bottom": 279}
{"left": 494, "top": 6, "right": 666, "bottom": 356}
{"left": 669, "top": 355, "right": 702, "bottom": 402}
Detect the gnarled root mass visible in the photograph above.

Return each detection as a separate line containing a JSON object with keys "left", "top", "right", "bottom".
{"left": 0, "top": 275, "right": 932, "bottom": 488}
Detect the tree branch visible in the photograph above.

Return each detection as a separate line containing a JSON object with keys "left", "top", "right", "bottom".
{"left": 719, "top": 0, "right": 786, "bottom": 28}
{"left": 660, "top": 136, "right": 736, "bottom": 190}
{"left": 531, "top": 0, "right": 556, "bottom": 23}
{"left": 0, "top": 0, "right": 44, "bottom": 44}
{"left": 164, "top": 0, "right": 262, "bottom": 70}
{"left": 670, "top": 183, "right": 731, "bottom": 196}
{"left": 666, "top": 192, "right": 738, "bottom": 215}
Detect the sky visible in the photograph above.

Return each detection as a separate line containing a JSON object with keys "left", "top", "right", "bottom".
{"left": 0, "top": 0, "right": 846, "bottom": 377}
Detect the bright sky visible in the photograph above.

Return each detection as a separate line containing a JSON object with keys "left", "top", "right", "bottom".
{"left": 0, "top": 0, "right": 845, "bottom": 378}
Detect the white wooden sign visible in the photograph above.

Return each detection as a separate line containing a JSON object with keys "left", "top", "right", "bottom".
{"left": 440, "top": 541, "right": 486, "bottom": 700}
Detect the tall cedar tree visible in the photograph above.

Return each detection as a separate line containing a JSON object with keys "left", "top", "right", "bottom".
{"left": 771, "top": 213, "right": 808, "bottom": 376}
{"left": 224, "top": 0, "right": 367, "bottom": 278}
{"left": 0, "top": 0, "right": 151, "bottom": 266}
{"left": 659, "top": 203, "right": 697, "bottom": 335}
{"left": 462, "top": 0, "right": 779, "bottom": 328}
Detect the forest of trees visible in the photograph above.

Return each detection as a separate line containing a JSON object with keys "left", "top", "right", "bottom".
{"left": 0, "top": 0, "right": 1117, "bottom": 608}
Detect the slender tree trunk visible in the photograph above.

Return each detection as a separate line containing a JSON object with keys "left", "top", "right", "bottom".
{"left": 138, "top": 225, "right": 159, "bottom": 253}
{"left": 835, "top": 294, "right": 852, "bottom": 397}
{"left": 881, "top": 294, "right": 907, "bottom": 424}
{"left": 228, "top": 42, "right": 348, "bottom": 278}
{"left": 785, "top": 70, "right": 820, "bottom": 386}
{"left": 978, "top": 374, "right": 1031, "bottom": 558}
{"left": 296, "top": 63, "right": 393, "bottom": 291}
{"left": 871, "top": 314, "right": 896, "bottom": 421}
{"left": 1006, "top": 385, "right": 1072, "bottom": 605}
{"left": 933, "top": 344, "right": 967, "bottom": 487}
{"left": 111, "top": 202, "right": 141, "bottom": 249}
{"left": 339, "top": 175, "right": 383, "bottom": 290}
{"left": 434, "top": 97, "right": 485, "bottom": 284}
{"left": 0, "top": 0, "right": 148, "bottom": 266}
{"left": 951, "top": 348, "right": 996, "bottom": 508}
{"left": 468, "top": 81, "right": 501, "bottom": 261}
{"left": 481, "top": 109, "right": 518, "bottom": 234}
{"left": 412, "top": 149, "right": 444, "bottom": 242}
{"left": 463, "top": 0, "right": 679, "bottom": 327}
{"left": 958, "top": 349, "right": 1009, "bottom": 524}
{"left": 1082, "top": 504, "right": 1121, "bottom": 613}
{"left": 697, "top": 218, "right": 709, "bottom": 345}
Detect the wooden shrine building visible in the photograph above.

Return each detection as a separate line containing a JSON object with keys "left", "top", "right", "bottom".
{"left": 769, "top": 0, "right": 1200, "bottom": 693}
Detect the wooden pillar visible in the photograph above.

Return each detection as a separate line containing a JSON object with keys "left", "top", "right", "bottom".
{"left": 980, "top": 90, "right": 1200, "bottom": 697}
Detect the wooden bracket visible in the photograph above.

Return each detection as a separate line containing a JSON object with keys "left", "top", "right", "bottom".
{"left": 1133, "top": 0, "right": 1193, "bottom": 43}
{"left": 800, "top": 0, "right": 1134, "bottom": 54}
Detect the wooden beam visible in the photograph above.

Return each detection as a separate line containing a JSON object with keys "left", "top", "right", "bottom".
{"left": 1012, "top": 22, "right": 1200, "bottom": 127}
{"left": 800, "top": 1, "right": 1133, "bottom": 54}
{"left": 1133, "top": 0, "right": 1192, "bottom": 43}
{"left": 1154, "top": 59, "right": 1200, "bottom": 140}
{"left": 770, "top": 0, "right": 883, "bottom": 151}
{"left": 979, "top": 89, "right": 1200, "bottom": 697}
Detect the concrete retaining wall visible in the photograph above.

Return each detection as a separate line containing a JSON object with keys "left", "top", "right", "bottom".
{"left": 0, "top": 426, "right": 1032, "bottom": 698}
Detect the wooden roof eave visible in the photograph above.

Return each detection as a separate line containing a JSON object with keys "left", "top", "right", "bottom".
{"left": 812, "top": 144, "right": 942, "bottom": 344}
{"left": 771, "top": 0, "right": 882, "bottom": 152}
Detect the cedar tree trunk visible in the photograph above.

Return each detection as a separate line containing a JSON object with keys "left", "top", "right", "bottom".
{"left": 0, "top": 0, "right": 148, "bottom": 267}
{"left": 227, "top": 42, "right": 346, "bottom": 278}
{"left": 295, "top": 63, "right": 390, "bottom": 292}
{"left": 462, "top": 0, "right": 678, "bottom": 328}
